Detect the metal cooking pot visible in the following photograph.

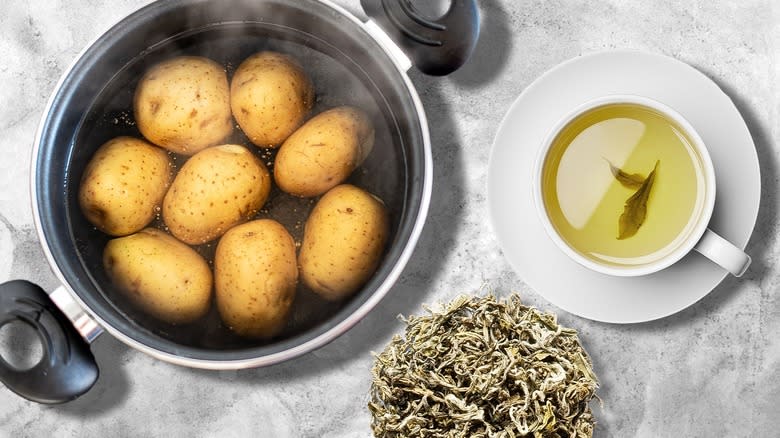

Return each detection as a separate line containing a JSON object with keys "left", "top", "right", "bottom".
{"left": 0, "top": 0, "right": 479, "bottom": 404}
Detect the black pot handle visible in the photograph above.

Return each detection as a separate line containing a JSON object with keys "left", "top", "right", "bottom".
{"left": 361, "top": 0, "right": 480, "bottom": 76}
{"left": 0, "top": 280, "right": 98, "bottom": 404}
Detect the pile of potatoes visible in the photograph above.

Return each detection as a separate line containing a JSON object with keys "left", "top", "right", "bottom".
{"left": 79, "top": 52, "right": 389, "bottom": 339}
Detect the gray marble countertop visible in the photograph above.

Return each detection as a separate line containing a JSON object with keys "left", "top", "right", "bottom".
{"left": 1, "top": 0, "right": 778, "bottom": 436}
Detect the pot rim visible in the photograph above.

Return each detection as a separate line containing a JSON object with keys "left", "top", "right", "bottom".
{"left": 30, "top": 0, "right": 432, "bottom": 369}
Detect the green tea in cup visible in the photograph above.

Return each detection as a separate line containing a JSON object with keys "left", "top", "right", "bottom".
{"left": 540, "top": 101, "right": 707, "bottom": 268}
{"left": 534, "top": 95, "right": 750, "bottom": 277}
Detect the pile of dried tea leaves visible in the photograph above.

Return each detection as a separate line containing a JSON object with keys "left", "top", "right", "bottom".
{"left": 369, "top": 295, "right": 599, "bottom": 438}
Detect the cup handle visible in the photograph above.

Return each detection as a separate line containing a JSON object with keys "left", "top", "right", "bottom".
{"left": 693, "top": 228, "right": 751, "bottom": 277}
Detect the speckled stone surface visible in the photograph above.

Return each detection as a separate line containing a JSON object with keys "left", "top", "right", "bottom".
{"left": 1, "top": 0, "right": 778, "bottom": 436}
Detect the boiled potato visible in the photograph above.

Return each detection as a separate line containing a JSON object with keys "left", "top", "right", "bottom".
{"left": 230, "top": 51, "right": 314, "bottom": 148}
{"left": 103, "top": 228, "right": 212, "bottom": 324}
{"left": 215, "top": 219, "right": 298, "bottom": 338}
{"left": 163, "top": 144, "right": 271, "bottom": 245}
{"left": 79, "top": 136, "right": 172, "bottom": 236}
{"left": 299, "top": 184, "right": 389, "bottom": 300}
{"left": 274, "top": 106, "right": 375, "bottom": 197}
{"left": 134, "top": 56, "right": 233, "bottom": 155}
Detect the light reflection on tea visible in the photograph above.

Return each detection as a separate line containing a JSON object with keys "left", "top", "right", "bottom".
{"left": 541, "top": 103, "right": 707, "bottom": 267}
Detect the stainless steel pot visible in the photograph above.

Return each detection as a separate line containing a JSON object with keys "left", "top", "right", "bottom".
{"left": 0, "top": 0, "right": 478, "bottom": 403}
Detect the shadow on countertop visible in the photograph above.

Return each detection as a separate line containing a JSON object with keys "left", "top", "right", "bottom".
{"left": 449, "top": 0, "right": 513, "bottom": 88}
{"left": 715, "top": 80, "right": 779, "bottom": 283}
{"left": 53, "top": 335, "right": 131, "bottom": 417}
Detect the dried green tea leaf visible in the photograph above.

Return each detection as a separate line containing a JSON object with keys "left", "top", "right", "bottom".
{"left": 604, "top": 158, "right": 645, "bottom": 189}
{"left": 368, "top": 294, "right": 599, "bottom": 438}
{"left": 618, "top": 161, "right": 659, "bottom": 240}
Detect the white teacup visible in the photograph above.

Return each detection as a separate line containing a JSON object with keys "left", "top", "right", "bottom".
{"left": 533, "top": 95, "right": 751, "bottom": 277}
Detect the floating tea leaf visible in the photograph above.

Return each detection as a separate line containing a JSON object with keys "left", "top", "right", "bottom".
{"left": 368, "top": 294, "right": 599, "bottom": 437}
{"left": 618, "top": 161, "right": 659, "bottom": 240}
{"left": 604, "top": 158, "right": 645, "bottom": 190}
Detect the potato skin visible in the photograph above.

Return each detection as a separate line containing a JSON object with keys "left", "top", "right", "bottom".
{"left": 274, "top": 106, "right": 375, "bottom": 197}
{"left": 79, "top": 136, "right": 172, "bottom": 236}
{"left": 215, "top": 219, "right": 298, "bottom": 338}
{"left": 134, "top": 56, "right": 233, "bottom": 155}
{"left": 103, "top": 228, "right": 212, "bottom": 324}
{"left": 230, "top": 51, "right": 314, "bottom": 148}
{"left": 163, "top": 144, "right": 271, "bottom": 245}
{"left": 299, "top": 185, "right": 389, "bottom": 300}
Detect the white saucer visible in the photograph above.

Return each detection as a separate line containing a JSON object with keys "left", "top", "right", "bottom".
{"left": 487, "top": 51, "right": 760, "bottom": 323}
